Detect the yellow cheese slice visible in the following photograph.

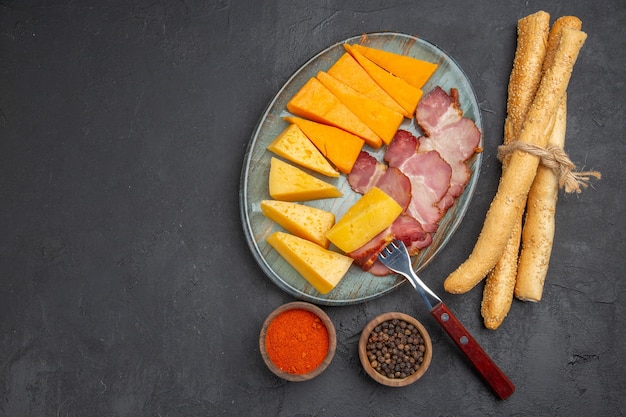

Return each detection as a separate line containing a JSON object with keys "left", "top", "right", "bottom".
{"left": 326, "top": 187, "right": 403, "bottom": 253}
{"left": 350, "top": 44, "right": 438, "bottom": 89}
{"left": 268, "top": 157, "right": 342, "bottom": 201}
{"left": 327, "top": 53, "right": 409, "bottom": 117}
{"left": 284, "top": 116, "right": 364, "bottom": 174}
{"left": 344, "top": 44, "right": 423, "bottom": 117}
{"left": 286, "top": 77, "right": 383, "bottom": 149}
{"left": 316, "top": 71, "right": 404, "bottom": 145}
{"left": 267, "top": 231, "right": 353, "bottom": 294}
{"left": 267, "top": 124, "right": 339, "bottom": 177}
{"left": 261, "top": 200, "right": 335, "bottom": 248}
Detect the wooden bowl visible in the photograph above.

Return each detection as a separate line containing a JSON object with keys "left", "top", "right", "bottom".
{"left": 259, "top": 301, "right": 336, "bottom": 382}
{"left": 358, "top": 312, "right": 432, "bottom": 387}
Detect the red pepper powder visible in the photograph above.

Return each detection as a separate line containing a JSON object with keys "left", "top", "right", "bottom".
{"left": 265, "top": 308, "right": 329, "bottom": 374}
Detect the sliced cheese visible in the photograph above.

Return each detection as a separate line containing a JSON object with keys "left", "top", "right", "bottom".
{"left": 267, "top": 231, "right": 353, "bottom": 294}
{"left": 345, "top": 44, "right": 423, "bottom": 117}
{"left": 284, "top": 116, "right": 363, "bottom": 174}
{"left": 327, "top": 53, "right": 408, "bottom": 117}
{"left": 268, "top": 157, "right": 342, "bottom": 201}
{"left": 350, "top": 44, "right": 438, "bottom": 89}
{"left": 326, "top": 187, "right": 403, "bottom": 253}
{"left": 286, "top": 77, "right": 383, "bottom": 149}
{"left": 267, "top": 124, "right": 339, "bottom": 178}
{"left": 261, "top": 200, "right": 335, "bottom": 248}
{"left": 316, "top": 71, "right": 404, "bottom": 145}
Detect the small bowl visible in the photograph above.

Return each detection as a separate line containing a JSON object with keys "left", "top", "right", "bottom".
{"left": 260, "top": 301, "right": 337, "bottom": 382}
{"left": 358, "top": 312, "right": 432, "bottom": 387}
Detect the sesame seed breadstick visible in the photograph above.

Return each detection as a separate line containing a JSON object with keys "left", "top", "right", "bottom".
{"left": 481, "top": 11, "right": 550, "bottom": 329}
{"left": 481, "top": 224, "right": 522, "bottom": 329}
{"left": 444, "top": 27, "right": 587, "bottom": 294}
{"left": 514, "top": 15, "right": 583, "bottom": 303}
{"left": 541, "top": 16, "right": 583, "bottom": 76}
{"left": 514, "top": 95, "right": 567, "bottom": 302}
{"left": 503, "top": 11, "right": 551, "bottom": 152}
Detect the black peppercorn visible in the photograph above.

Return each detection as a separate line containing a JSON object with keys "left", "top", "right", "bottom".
{"left": 365, "top": 317, "right": 427, "bottom": 380}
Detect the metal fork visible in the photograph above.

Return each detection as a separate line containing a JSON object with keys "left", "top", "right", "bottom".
{"left": 378, "top": 240, "right": 515, "bottom": 400}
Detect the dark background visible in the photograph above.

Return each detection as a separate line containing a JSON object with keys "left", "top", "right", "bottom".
{"left": 1, "top": 1, "right": 624, "bottom": 416}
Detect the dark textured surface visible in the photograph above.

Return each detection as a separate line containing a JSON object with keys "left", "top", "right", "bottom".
{"left": 1, "top": 1, "right": 624, "bottom": 416}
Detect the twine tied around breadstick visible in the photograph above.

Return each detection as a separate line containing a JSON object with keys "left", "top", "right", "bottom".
{"left": 497, "top": 141, "right": 601, "bottom": 193}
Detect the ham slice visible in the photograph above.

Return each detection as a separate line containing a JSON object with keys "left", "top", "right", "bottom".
{"left": 348, "top": 214, "right": 431, "bottom": 274}
{"left": 347, "top": 151, "right": 385, "bottom": 194}
{"left": 416, "top": 87, "right": 481, "bottom": 201}
{"left": 385, "top": 131, "right": 452, "bottom": 233}
{"left": 348, "top": 152, "right": 411, "bottom": 211}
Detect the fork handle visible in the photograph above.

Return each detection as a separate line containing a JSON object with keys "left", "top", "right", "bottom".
{"left": 431, "top": 303, "right": 515, "bottom": 400}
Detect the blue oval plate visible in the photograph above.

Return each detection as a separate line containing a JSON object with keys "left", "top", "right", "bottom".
{"left": 240, "top": 32, "right": 483, "bottom": 306}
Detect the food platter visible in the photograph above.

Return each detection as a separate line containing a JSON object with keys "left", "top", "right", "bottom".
{"left": 240, "top": 32, "right": 483, "bottom": 305}
{"left": 240, "top": 32, "right": 483, "bottom": 306}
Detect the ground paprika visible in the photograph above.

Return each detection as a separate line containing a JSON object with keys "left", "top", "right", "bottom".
{"left": 264, "top": 308, "right": 329, "bottom": 374}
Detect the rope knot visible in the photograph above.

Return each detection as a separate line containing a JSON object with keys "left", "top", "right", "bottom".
{"left": 497, "top": 141, "right": 601, "bottom": 193}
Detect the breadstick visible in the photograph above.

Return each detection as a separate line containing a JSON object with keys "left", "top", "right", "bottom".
{"left": 444, "top": 27, "right": 587, "bottom": 294}
{"left": 541, "top": 16, "right": 583, "bottom": 76}
{"left": 481, "top": 225, "right": 522, "bottom": 329}
{"left": 514, "top": 16, "right": 583, "bottom": 303}
{"left": 503, "top": 11, "right": 551, "bottom": 157}
{"left": 481, "top": 11, "right": 550, "bottom": 329}
{"left": 514, "top": 96, "right": 567, "bottom": 301}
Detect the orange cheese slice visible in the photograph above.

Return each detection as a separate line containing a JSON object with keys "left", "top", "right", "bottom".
{"left": 261, "top": 200, "right": 335, "bottom": 248}
{"left": 316, "top": 71, "right": 404, "bottom": 146}
{"left": 327, "top": 53, "right": 408, "bottom": 117}
{"left": 344, "top": 44, "right": 423, "bottom": 117}
{"left": 284, "top": 116, "right": 364, "bottom": 174}
{"left": 350, "top": 44, "right": 438, "bottom": 89}
{"left": 267, "top": 231, "right": 353, "bottom": 294}
{"left": 267, "top": 124, "right": 339, "bottom": 177}
{"left": 269, "top": 157, "right": 342, "bottom": 201}
{"left": 287, "top": 77, "right": 383, "bottom": 148}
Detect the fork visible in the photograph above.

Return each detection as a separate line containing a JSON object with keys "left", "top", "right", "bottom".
{"left": 378, "top": 240, "right": 515, "bottom": 400}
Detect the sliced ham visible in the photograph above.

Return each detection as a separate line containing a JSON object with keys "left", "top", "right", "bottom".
{"left": 348, "top": 214, "right": 431, "bottom": 274}
{"left": 346, "top": 152, "right": 428, "bottom": 273}
{"left": 348, "top": 151, "right": 411, "bottom": 211}
{"left": 347, "top": 151, "right": 384, "bottom": 194}
{"left": 385, "top": 131, "right": 452, "bottom": 233}
{"left": 398, "top": 150, "right": 452, "bottom": 233}
{"left": 416, "top": 87, "right": 481, "bottom": 200}
{"left": 383, "top": 130, "right": 419, "bottom": 168}
{"left": 344, "top": 86, "right": 481, "bottom": 274}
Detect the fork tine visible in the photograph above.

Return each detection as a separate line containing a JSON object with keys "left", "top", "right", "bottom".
{"left": 380, "top": 240, "right": 399, "bottom": 259}
{"left": 378, "top": 239, "right": 442, "bottom": 309}
{"left": 383, "top": 240, "right": 401, "bottom": 254}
